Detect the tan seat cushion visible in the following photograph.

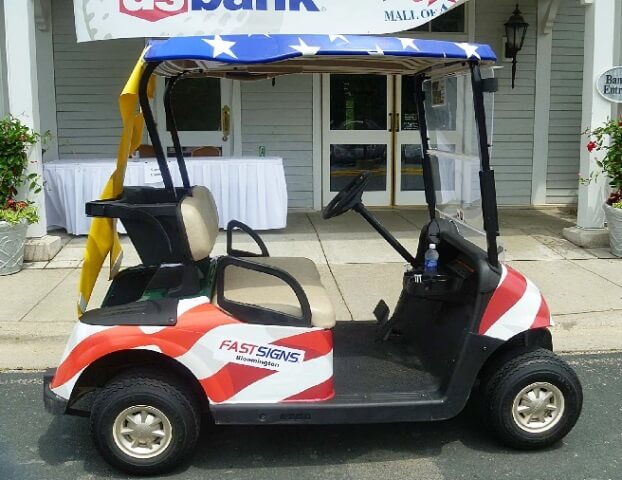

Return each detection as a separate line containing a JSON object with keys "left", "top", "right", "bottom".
{"left": 180, "top": 186, "right": 219, "bottom": 262}
{"left": 215, "top": 257, "right": 336, "bottom": 329}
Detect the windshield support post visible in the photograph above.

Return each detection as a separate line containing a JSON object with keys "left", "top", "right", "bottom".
{"left": 164, "top": 75, "right": 191, "bottom": 190}
{"left": 139, "top": 62, "right": 176, "bottom": 197}
{"left": 469, "top": 62, "right": 500, "bottom": 268}
{"left": 413, "top": 74, "right": 437, "bottom": 221}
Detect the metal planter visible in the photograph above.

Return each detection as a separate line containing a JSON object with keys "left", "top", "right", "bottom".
{"left": 0, "top": 221, "right": 28, "bottom": 275}
{"left": 604, "top": 203, "right": 622, "bottom": 258}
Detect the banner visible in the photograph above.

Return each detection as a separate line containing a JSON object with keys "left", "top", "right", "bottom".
{"left": 77, "top": 53, "right": 153, "bottom": 316}
{"left": 74, "top": 0, "right": 467, "bottom": 42}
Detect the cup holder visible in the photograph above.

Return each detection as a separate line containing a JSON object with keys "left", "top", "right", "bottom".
{"left": 403, "top": 270, "right": 463, "bottom": 297}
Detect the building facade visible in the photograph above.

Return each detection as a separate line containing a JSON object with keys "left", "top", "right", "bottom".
{"left": 1, "top": 0, "right": 621, "bottom": 238}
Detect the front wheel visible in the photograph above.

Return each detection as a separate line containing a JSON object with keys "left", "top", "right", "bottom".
{"left": 481, "top": 348, "right": 582, "bottom": 450}
{"left": 90, "top": 372, "right": 201, "bottom": 475}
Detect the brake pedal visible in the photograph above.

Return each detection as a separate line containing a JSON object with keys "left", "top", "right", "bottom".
{"left": 373, "top": 300, "right": 390, "bottom": 325}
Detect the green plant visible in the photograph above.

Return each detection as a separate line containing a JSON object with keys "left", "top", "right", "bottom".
{"left": 0, "top": 115, "right": 42, "bottom": 225}
{"left": 584, "top": 117, "right": 622, "bottom": 209}
{"left": 0, "top": 200, "right": 39, "bottom": 225}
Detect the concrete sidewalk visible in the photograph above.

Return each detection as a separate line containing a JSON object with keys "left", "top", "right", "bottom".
{"left": 1, "top": 207, "right": 621, "bottom": 369}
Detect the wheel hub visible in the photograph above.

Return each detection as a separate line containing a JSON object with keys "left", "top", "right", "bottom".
{"left": 512, "top": 382, "right": 565, "bottom": 434}
{"left": 112, "top": 405, "right": 173, "bottom": 459}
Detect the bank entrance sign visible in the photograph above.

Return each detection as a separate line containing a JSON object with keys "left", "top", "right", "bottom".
{"left": 73, "top": 0, "right": 468, "bottom": 42}
{"left": 597, "top": 67, "right": 622, "bottom": 103}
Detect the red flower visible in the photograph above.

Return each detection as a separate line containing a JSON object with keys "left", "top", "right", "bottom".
{"left": 16, "top": 201, "right": 28, "bottom": 209}
{"left": 587, "top": 141, "right": 597, "bottom": 153}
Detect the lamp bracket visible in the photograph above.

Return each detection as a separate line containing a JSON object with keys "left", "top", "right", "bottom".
{"left": 543, "top": 0, "right": 561, "bottom": 35}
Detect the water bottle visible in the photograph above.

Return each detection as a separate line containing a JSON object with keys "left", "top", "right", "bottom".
{"left": 424, "top": 243, "right": 439, "bottom": 273}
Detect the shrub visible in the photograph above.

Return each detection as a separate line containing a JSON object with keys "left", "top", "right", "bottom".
{"left": 0, "top": 115, "right": 41, "bottom": 225}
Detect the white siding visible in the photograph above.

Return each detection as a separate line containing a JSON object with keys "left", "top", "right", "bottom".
{"left": 241, "top": 75, "right": 314, "bottom": 209}
{"left": 37, "top": 0, "right": 59, "bottom": 161}
{"left": 52, "top": 0, "right": 144, "bottom": 159}
{"left": 476, "top": 0, "right": 538, "bottom": 205}
{"left": 0, "top": 5, "right": 8, "bottom": 117}
{"left": 546, "top": 0, "right": 584, "bottom": 204}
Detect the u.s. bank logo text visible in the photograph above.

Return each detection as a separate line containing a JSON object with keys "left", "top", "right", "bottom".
{"left": 120, "top": 0, "right": 320, "bottom": 22}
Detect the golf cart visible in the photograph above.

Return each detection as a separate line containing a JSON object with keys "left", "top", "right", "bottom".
{"left": 43, "top": 35, "right": 582, "bottom": 475}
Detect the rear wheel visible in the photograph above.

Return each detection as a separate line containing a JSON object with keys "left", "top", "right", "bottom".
{"left": 90, "top": 372, "right": 201, "bottom": 475}
{"left": 481, "top": 348, "right": 582, "bottom": 449}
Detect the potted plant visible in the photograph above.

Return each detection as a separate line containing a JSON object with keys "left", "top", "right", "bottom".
{"left": 585, "top": 116, "right": 622, "bottom": 257}
{"left": 0, "top": 115, "right": 41, "bottom": 275}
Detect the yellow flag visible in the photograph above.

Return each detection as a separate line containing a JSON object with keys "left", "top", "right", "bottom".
{"left": 78, "top": 50, "right": 155, "bottom": 316}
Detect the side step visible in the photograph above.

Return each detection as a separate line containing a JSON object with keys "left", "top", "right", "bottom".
{"left": 211, "top": 391, "right": 448, "bottom": 426}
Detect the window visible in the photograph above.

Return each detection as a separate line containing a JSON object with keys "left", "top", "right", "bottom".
{"left": 165, "top": 77, "right": 221, "bottom": 132}
{"left": 411, "top": 4, "right": 466, "bottom": 33}
{"left": 330, "top": 75, "right": 387, "bottom": 131}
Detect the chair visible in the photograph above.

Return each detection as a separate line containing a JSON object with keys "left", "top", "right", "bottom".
{"left": 136, "top": 144, "right": 156, "bottom": 158}
{"left": 192, "top": 146, "right": 222, "bottom": 157}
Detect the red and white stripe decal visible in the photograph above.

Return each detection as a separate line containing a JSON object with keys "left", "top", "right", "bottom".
{"left": 479, "top": 265, "right": 552, "bottom": 341}
{"left": 51, "top": 297, "right": 334, "bottom": 404}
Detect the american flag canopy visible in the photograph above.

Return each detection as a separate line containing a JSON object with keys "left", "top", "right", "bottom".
{"left": 144, "top": 34, "right": 496, "bottom": 78}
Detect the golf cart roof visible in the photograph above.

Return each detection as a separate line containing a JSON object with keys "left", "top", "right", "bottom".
{"left": 144, "top": 34, "right": 496, "bottom": 79}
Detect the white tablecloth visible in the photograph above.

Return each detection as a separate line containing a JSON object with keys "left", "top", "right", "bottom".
{"left": 44, "top": 157, "right": 288, "bottom": 235}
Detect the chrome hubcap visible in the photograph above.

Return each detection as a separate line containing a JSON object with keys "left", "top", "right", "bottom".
{"left": 512, "top": 382, "right": 565, "bottom": 434}
{"left": 112, "top": 405, "right": 172, "bottom": 459}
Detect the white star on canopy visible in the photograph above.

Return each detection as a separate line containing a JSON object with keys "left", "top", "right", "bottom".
{"left": 368, "top": 45, "right": 384, "bottom": 56}
{"left": 328, "top": 34, "right": 349, "bottom": 43}
{"left": 290, "top": 38, "right": 321, "bottom": 56}
{"left": 204, "top": 35, "right": 237, "bottom": 59}
{"left": 399, "top": 38, "right": 419, "bottom": 51}
{"left": 455, "top": 42, "right": 481, "bottom": 60}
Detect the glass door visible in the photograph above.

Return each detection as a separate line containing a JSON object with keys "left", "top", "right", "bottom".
{"left": 394, "top": 75, "right": 464, "bottom": 206}
{"left": 156, "top": 78, "right": 234, "bottom": 157}
{"left": 322, "top": 74, "right": 394, "bottom": 207}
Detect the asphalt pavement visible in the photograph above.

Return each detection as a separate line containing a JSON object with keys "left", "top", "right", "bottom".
{"left": 1, "top": 352, "right": 621, "bottom": 480}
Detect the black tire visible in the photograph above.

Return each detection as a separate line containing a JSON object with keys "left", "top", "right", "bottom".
{"left": 481, "top": 348, "right": 582, "bottom": 450}
{"left": 90, "top": 371, "right": 201, "bottom": 475}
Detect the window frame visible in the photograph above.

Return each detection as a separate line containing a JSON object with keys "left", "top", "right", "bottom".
{"left": 153, "top": 76, "right": 238, "bottom": 157}
{"left": 396, "top": 2, "right": 473, "bottom": 41}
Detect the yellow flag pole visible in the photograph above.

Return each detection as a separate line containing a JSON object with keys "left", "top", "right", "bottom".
{"left": 77, "top": 49, "right": 155, "bottom": 316}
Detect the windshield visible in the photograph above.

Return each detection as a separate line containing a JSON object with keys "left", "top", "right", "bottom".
{"left": 423, "top": 69, "right": 498, "bottom": 252}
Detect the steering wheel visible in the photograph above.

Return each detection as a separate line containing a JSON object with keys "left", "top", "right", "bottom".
{"left": 322, "top": 172, "right": 371, "bottom": 220}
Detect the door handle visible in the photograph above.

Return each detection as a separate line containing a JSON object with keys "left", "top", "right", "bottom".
{"left": 221, "top": 105, "right": 231, "bottom": 142}
{"left": 388, "top": 113, "right": 393, "bottom": 132}
{"left": 395, "top": 113, "right": 401, "bottom": 132}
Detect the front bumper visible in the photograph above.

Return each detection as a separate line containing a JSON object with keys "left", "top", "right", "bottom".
{"left": 43, "top": 369, "right": 68, "bottom": 416}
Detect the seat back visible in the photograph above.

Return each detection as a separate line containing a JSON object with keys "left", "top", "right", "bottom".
{"left": 136, "top": 144, "right": 156, "bottom": 158}
{"left": 179, "top": 186, "right": 220, "bottom": 262}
